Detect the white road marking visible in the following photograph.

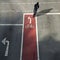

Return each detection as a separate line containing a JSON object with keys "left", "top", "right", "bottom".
{"left": 0, "top": 24, "right": 23, "bottom": 26}
{"left": 46, "top": 13, "right": 60, "bottom": 15}
{"left": 36, "top": 16, "right": 40, "bottom": 60}
{"left": 20, "top": 13, "right": 24, "bottom": 60}
{"left": 2, "top": 38, "right": 9, "bottom": 56}
{"left": 0, "top": 2, "right": 60, "bottom": 4}
{"left": 28, "top": 16, "right": 32, "bottom": 24}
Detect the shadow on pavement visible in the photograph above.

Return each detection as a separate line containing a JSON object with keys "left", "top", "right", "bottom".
{"left": 36, "top": 8, "right": 53, "bottom": 16}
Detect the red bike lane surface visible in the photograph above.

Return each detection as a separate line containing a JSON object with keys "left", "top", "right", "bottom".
{"left": 22, "top": 14, "right": 37, "bottom": 60}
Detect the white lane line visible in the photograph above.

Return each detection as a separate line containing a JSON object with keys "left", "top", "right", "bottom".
{"left": 0, "top": 24, "right": 23, "bottom": 26}
{"left": 36, "top": 16, "right": 40, "bottom": 60}
{"left": 0, "top": 2, "right": 60, "bottom": 4}
{"left": 20, "top": 14, "right": 24, "bottom": 60}
{"left": 46, "top": 13, "right": 60, "bottom": 15}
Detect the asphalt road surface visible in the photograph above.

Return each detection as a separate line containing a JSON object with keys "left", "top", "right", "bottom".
{"left": 0, "top": 0, "right": 60, "bottom": 60}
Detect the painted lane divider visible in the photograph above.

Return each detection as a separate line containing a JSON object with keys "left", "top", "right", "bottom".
{"left": 22, "top": 13, "right": 38, "bottom": 60}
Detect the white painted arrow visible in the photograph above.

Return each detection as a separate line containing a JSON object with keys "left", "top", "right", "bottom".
{"left": 2, "top": 38, "right": 9, "bottom": 56}
{"left": 28, "top": 16, "right": 32, "bottom": 24}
